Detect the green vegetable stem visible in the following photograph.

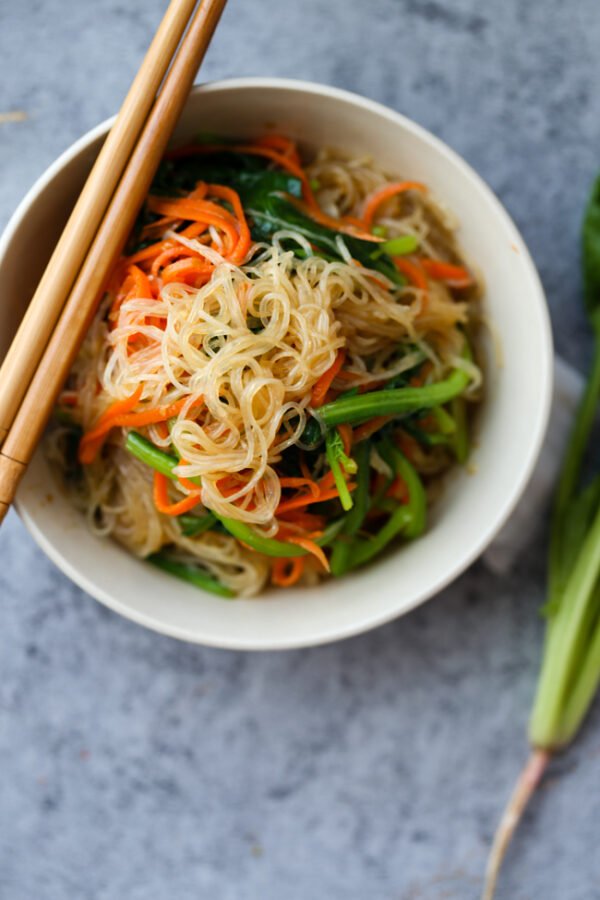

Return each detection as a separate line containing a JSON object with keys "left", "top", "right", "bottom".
{"left": 125, "top": 432, "right": 317, "bottom": 561}
{"left": 483, "top": 173, "right": 600, "bottom": 899}
{"left": 317, "top": 364, "right": 471, "bottom": 427}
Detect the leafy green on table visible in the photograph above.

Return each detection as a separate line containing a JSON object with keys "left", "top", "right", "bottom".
{"left": 483, "top": 173, "right": 600, "bottom": 899}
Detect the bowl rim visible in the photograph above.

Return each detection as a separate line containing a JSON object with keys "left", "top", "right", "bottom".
{"left": 3, "top": 77, "right": 554, "bottom": 649}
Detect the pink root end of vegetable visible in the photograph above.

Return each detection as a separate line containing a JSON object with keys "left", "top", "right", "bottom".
{"left": 482, "top": 748, "right": 551, "bottom": 900}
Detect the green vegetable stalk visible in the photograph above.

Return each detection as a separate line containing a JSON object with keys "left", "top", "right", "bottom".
{"left": 483, "top": 174, "right": 600, "bottom": 899}
{"left": 317, "top": 359, "right": 472, "bottom": 427}
{"left": 125, "top": 431, "right": 317, "bottom": 561}
{"left": 325, "top": 428, "right": 357, "bottom": 511}
{"left": 149, "top": 553, "right": 234, "bottom": 598}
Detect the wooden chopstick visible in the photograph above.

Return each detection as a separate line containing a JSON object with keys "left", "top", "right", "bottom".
{"left": 0, "top": 0, "right": 198, "bottom": 444}
{"left": 0, "top": 0, "right": 227, "bottom": 523}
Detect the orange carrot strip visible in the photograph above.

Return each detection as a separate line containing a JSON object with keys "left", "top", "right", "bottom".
{"left": 317, "top": 470, "right": 337, "bottom": 491}
{"left": 394, "top": 257, "right": 429, "bottom": 292}
{"left": 153, "top": 471, "right": 202, "bottom": 516}
{"left": 275, "top": 484, "right": 355, "bottom": 515}
{"left": 271, "top": 556, "right": 305, "bottom": 587}
{"left": 102, "top": 396, "right": 203, "bottom": 431}
{"left": 207, "top": 183, "right": 252, "bottom": 263}
{"left": 255, "top": 134, "right": 301, "bottom": 166}
{"left": 420, "top": 258, "right": 472, "bottom": 287}
{"left": 227, "top": 144, "right": 314, "bottom": 202}
{"left": 276, "top": 511, "right": 326, "bottom": 531}
{"left": 78, "top": 386, "right": 143, "bottom": 464}
{"left": 337, "top": 424, "right": 353, "bottom": 456}
{"left": 165, "top": 141, "right": 319, "bottom": 209}
{"left": 175, "top": 458, "right": 200, "bottom": 493}
{"left": 396, "top": 430, "right": 420, "bottom": 464}
{"left": 126, "top": 239, "right": 176, "bottom": 266}
{"left": 386, "top": 476, "right": 409, "bottom": 504}
{"left": 110, "top": 264, "right": 156, "bottom": 319}
{"left": 361, "top": 181, "right": 427, "bottom": 228}
{"left": 79, "top": 394, "right": 203, "bottom": 464}
{"left": 353, "top": 416, "right": 393, "bottom": 443}
{"left": 147, "top": 197, "right": 239, "bottom": 256}
{"left": 151, "top": 246, "right": 198, "bottom": 279}
{"left": 279, "top": 477, "right": 320, "bottom": 499}
{"left": 299, "top": 455, "right": 313, "bottom": 482}
{"left": 311, "top": 350, "right": 346, "bottom": 408}
{"left": 161, "top": 258, "right": 213, "bottom": 286}
{"left": 286, "top": 536, "right": 330, "bottom": 572}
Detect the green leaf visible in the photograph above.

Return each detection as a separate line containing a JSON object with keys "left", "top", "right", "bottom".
{"left": 545, "top": 474, "right": 600, "bottom": 617}
{"left": 582, "top": 173, "right": 600, "bottom": 319}
{"left": 248, "top": 196, "right": 405, "bottom": 285}
{"left": 151, "top": 147, "right": 407, "bottom": 286}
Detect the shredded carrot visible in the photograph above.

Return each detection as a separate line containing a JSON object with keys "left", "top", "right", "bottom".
{"left": 161, "top": 257, "right": 213, "bottom": 286}
{"left": 110, "top": 264, "right": 156, "bottom": 320}
{"left": 271, "top": 556, "right": 305, "bottom": 587}
{"left": 420, "top": 258, "right": 472, "bottom": 287}
{"left": 311, "top": 350, "right": 346, "bottom": 408}
{"left": 206, "top": 183, "right": 252, "bottom": 263}
{"left": 386, "top": 475, "right": 409, "bottom": 504}
{"left": 279, "top": 477, "right": 320, "bottom": 498}
{"left": 353, "top": 415, "right": 393, "bottom": 443}
{"left": 150, "top": 246, "right": 197, "bottom": 278}
{"left": 175, "top": 458, "right": 200, "bottom": 492}
{"left": 286, "top": 536, "right": 330, "bottom": 572}
{"left": 153, "top": 471, "right": 202, "bottom": 516}
{"left": 276, "top": 484, "right": 355, "bottom": 515}
{"left": 255, "top": 134, "right": 301, "bottom": 166}
{"left": 147, "top": 197, "right": 239, "bottom": 256}
{"left": 276, "top": 511, "right": 326, "bottom": 531}
{"left": 317, "top": 470, "right": 337, "bottom": 491}
{"left": 361, "top": 181, "right": 427, "bottom": 228}
{"left": 337, "top": 424, "right": 353, "bottom": 456}
{"left": 394, "top": 257, "right": 429, "bottom": 292}
{"left": 78, "top": 386, "right": 143, "bottom": 463}
{"left": 396, "top": 430, "right": 420, "bottom": 464}
{"left": 79, "top": 393, "right": 203, "bottom": 464}
{"left": 299, "top": 455, "right": 313, "bottom": 482}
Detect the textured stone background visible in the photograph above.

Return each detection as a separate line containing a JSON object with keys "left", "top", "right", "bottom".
{"left": 1, "top": 1, "right": 600, "bottom": 898}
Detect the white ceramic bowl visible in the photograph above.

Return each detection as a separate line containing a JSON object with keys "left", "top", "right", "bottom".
{"left": 0, "top": 79, "right": 553, "bottom": 650}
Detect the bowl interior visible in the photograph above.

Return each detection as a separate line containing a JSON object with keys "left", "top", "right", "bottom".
{"left": 0, "top": 79, "right": 552, "bottom": 649}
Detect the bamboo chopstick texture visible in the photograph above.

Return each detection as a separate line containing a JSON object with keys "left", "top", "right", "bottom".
{"left": 0, "top": 0, "right": 198, "bottom": 443}
{"left": 0, "top": 0, "right": 227, "bottom": 522}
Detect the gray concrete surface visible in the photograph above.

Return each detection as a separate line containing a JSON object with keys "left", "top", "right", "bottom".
{"left": 1, "top": 1, "right": 600, "bottom": 898}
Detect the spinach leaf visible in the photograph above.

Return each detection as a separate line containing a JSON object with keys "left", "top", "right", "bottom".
{"left": 150, "top": 148, "right": 405, "bottom": 285}
{"left": 248, "top": 195, "right": 404, "bottom": 285}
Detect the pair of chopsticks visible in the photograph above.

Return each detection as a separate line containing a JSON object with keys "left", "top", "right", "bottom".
{"left": 0, "top": 0, "right": 227, "bottom": 524}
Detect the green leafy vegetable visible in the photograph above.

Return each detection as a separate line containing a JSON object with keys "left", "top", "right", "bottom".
{"left": 325, "top": 429, "right": 357, "bottom": 512}
{"left": 317, "top": 365, "right": 471, "bottom": 427}
{"left": 149, "top": 553, "right": 234, "bottom": 598}
{"left": 484, "top": 171, "right": 600, "bottom": 899}
{"left": 330, "top": 441, "right": 371, "bottom": 576}
{"left": 582, "top": 174, "right": 600, "bottom": 316}
{"left": 178, "top": 512, "right": 217, "bottom": 537}
{"left": 125, "top": 432, "right": 315, "bottom": 561}
{"left": 151, "top": 148, "right": 406, "bottom": 285}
